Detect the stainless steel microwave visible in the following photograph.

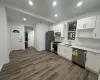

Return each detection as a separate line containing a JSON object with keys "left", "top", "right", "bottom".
{"left": 55, "top": 32, "right": 61, "bottom": 37}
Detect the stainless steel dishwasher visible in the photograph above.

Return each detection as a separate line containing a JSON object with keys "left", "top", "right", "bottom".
{"left": 72, "top": 48, "right": 87, "bottom": 67}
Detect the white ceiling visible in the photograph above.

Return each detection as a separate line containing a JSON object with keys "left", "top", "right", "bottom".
{"left": 6, "top": 8, "right": 53, "bottom": 25}
{"left": 2, "top": 0, "right": 100, "bottom": 24}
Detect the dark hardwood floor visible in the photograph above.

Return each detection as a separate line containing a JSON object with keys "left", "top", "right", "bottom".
{"left": 0, "top": 47, "right": 98, "bottom": 80}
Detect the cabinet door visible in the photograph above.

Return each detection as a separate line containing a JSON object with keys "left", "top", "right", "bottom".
{"left": 66, "top": 47, "right": 72, "bottom": 61}
{"left": 55, "top": 25, "right": 58, "bottom": 32}
{"left": 53, "top": 26, "right": 56, "bottom": 33}
{"left": 94, "top": 15, "right": 100, "bottom": 39}
{"left": 56, "top": 24, "right": 61, "bottom": 32}
{"left": 77, "top": 19, "right": 85, "bottom": 29}
{"left": 58, "top": 45, "right": 62, "bottom": 55}
{"left": 86, "top": 55, "right": 100, "bottom": 74}
{"left": 85, "top": 16, "right": 96, "bottom": 29}
{"left": 58, "top": 45, "right": 65, "bottom": 57}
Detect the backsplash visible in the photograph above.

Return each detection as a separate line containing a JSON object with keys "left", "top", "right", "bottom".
{"left": 55, "top": 37, "right": 65, "bottom": 42}
{"left": 75, "top": 38, "right": 100, "bottom": 48}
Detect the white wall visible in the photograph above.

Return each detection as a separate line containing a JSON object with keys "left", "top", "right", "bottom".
{"left": 8, "top": 21, "right": 25, "bottom": 52}
{"left": 34, "top": 23, "right": 49, "bottom": 51}
{"left": 0, "top": 5, "right": 9, "bottom": 71}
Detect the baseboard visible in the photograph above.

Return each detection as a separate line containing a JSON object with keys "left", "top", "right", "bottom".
{"left": 0, "top": 56, "right": 10, "bottom": 71}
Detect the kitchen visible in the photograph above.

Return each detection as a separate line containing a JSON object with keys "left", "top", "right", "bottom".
{"left": 0, "top": 0, "right": 100, "bottom": 80}
{"left": 45, "top": 15, "right": 100, "bottom": 79}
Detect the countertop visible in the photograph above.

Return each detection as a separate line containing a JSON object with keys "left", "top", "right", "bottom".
{"left": 58, "top": 43, "right": 100, "bottom": 54}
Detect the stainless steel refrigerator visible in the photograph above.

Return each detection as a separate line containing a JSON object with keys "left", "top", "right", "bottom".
{"left": 45, "top": 31, "right": 55, "bottom": 51}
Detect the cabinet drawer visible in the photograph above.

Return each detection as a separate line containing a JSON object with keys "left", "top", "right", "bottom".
{"left": 87, "top": 51, "right": 100, "bottom": 59}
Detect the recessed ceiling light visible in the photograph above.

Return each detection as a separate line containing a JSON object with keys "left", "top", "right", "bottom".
{"left": 53, "top": 1, "right": 57, "bottom": 6}
{"left": 23, "top": 18, "right": 27, "bottom": 21}
{"left": 29, "top": 0, "right": 33, "bottom": 6}
{"left": 77, "top": 1, "right": 83, "bottom": 7}
{"left": 55, "top": 14, "right": 58, "bottom": 17}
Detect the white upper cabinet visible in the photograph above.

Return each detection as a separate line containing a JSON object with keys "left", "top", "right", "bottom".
{"left": 77, "top": 16, "right": 96, "bottom": 29}
{"left": 93, "top": 15, "right": 100, "bottom": 39}
{"left": 85, "top": 16, "right": 96, "bottom": 29}
{"left": 53, "top": 23, "right": 66, "bottom": 37}
{"left": 77, "top": 19, "right": 85, "bottom": 29}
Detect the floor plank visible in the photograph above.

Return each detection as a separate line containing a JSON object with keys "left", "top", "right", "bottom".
{"left": 0, "top": 47, "right": 98, "bottom": 80}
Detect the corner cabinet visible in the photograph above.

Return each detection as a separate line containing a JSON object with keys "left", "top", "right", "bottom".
{"left": 77, "top": 16, "right": 96, "bottom": 30}
{"left": 93, "top": 15, "right": 100, "bottom": 39}
{"left": 58, "top": 44, "right": 72, "bottom": 61}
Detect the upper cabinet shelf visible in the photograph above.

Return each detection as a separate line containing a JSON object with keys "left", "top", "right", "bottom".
{"left": 76, "top": 15, "right": 100, "bottom": 39}
{"left": 77, "top": 16, "right": 96, "bottom": 30}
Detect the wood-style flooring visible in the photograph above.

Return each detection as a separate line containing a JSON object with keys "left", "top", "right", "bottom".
{"left": 0, "top": 47, "right": 98, "bottom": 80}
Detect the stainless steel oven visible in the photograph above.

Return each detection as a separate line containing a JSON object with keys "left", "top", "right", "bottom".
{"left": 53, "top": 42, "right": 61, "bottom": 54}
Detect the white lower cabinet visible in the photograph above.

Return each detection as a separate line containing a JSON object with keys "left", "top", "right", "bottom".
{"left": 85, "top": 51, "right": 100, "bottom": 74}
{"left": 58, "top": 44, "right": 72, "bottom": 61}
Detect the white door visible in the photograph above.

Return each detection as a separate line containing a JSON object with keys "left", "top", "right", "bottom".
{"left": 85, "top": 16, "right": 96, "bottom": 29}
{"left": 77, "top": 19, "right": 85, "bottom": 29}
{"left": 28, "top": 30, "right": 34, "bottom": 47}
{"left": 11, "top": 28, "right": 22, "bottom": 50}
{"left": 94, "top": 15, "right": 100, "bottom": 39}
